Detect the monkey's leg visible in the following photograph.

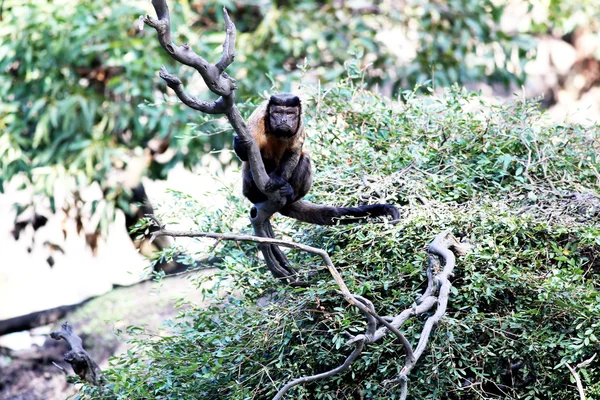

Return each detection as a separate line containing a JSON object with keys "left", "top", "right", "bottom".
{"left": 250, "top": 201, "right": 299, "bottom": 282}
{"left": 264, "top": 219, "right": 291, "bottom": 267}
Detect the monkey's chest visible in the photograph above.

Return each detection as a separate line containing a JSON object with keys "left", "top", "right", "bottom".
{"left": 261, "top": 157, "right": 280, "bottom": 173}
{"left": 260, "top": 142, "right": 289, "bottom": 172}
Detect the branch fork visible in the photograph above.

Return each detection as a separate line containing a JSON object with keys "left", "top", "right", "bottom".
{"left": 144, "top": 0, "right": 300, "bottom": 282}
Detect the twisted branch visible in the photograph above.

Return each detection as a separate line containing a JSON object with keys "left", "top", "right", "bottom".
{"left": 379, "top": 232, "right": 470, "bottom": 399}
{"left": 146, "top": 217, "right": 468, "bottom": 399}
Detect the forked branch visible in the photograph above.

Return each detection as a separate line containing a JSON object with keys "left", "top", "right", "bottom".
{"left": 379, "top": 232, "right": 470, "bottom": 399}
{"left": 143, "top": 0, "right": 299, "bottom": 281}
{"left": 158, "top": 66, "right": 229, "bottom": 114}
{"left": 144, "top": 1, "right": 236, "bottom": 97}
{"left": 143, "top": 0, "right": 270, "bottom": 193}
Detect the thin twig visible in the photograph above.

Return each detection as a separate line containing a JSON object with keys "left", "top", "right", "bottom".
{"left": 565, "top": 362, "right": 586, "bottom": 400}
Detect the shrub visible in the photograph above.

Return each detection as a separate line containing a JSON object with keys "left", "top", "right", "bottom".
{"left": 81, "top": 72, "right": 599, "bottom": 399}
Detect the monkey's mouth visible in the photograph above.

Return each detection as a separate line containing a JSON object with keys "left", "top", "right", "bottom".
{"left": 274, "top": 125, "right": 297, "bottom": 137}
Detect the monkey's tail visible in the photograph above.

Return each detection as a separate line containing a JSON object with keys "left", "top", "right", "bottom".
{"left": 279, "top": 200, "right": 399, "bottom": 226}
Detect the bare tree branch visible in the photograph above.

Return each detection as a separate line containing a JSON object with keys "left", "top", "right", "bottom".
{"left": 380, "top": 232, "right": 470, "bottom": 399}
{"left": 273, "top": 342, "right": 364, "bottom": 400}
{"left": 143, "top": 1, "right": 298, "bottom": 281}
{"left": 0, "top": 300, "right": 91, "bottom": 336}
{"left": 50, "top": 322, "right": 102, "bottom": 385}
{"left": 158, "top": 66, "right": 229, "bottom": 114}
{"left": 215, "top": 10, "right": 236, "bottom": 73}
{"left": 147, "top": 215, "right": 415, "bottom": 337}
{"left": 146, "top": 217, "right": 468, "bottom": 399}
{"left": 272, "top": 294, "right": 378, "bottom": 399}
{"left": 565, "top": 362, "right": 586, "bottom": 400}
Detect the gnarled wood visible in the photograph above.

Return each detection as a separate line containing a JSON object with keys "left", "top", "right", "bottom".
{"left": 50, "top": 322, "right": 102, "bottom": 385}
{"left": 144, "top": 1, "right": 296, "bottom": 281}
{"left": 146, "top": 216, "right": 469, "bottom": 399}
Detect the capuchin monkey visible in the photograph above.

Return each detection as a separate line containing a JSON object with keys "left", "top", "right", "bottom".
{"left": 233, "top": 93, "right": 399, "bottom": 225}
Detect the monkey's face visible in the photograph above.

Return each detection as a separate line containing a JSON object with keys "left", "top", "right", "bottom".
{"left": 268, "top": 104, "right": 301, "bottom": 137}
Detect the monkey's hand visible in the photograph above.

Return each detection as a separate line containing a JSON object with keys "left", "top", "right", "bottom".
{"left": 233, "top": 135, "right": 250, "bottom": 161}
{"left": 264, "top": 174, "right": 287, "bottom": 192}
{"left": 279, "top": 183, "right": 295, "bottom": 204}
{"left": 264, "top": 174, "right": 295, "bottom": 204}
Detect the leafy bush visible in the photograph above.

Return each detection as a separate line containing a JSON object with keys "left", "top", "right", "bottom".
{"left": 0, "top": 0, "right": 199, "bottom": 232}
{"left": 6, "top": 0, "right": 598, "bottom": 238}
{"left": 186, "top": 0, "right": 535, "bottom": 93}
{"left": 80, "top": 68, "right": 600, "bottom": 399}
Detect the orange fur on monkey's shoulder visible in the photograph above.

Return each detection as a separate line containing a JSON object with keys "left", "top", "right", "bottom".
{"left": 247, "top": 101, "right": 305, "bottom": 165}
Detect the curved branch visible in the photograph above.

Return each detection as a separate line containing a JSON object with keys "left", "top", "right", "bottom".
{"left": 272, "top": 293, "right": 379, "bottom": 399}
{"left": 158, "top": 66, "right": 228, "bottom": 114}
{"left": 565, "top": 362, "right": 586, "bottom": 400}
{"left": 215, "top": 9, "right": 236, "bottom": 73}
{"left": 353, "top": 294, "right": 378, "bottom": 342}
{"left": 272, "top": 342, "right": 364, "bottom": 400}
{"left": 146, "top": 215, "right": 403, "bottom": 347}
{"left": 146, "top": 215, "right": 346, "bottom": 289}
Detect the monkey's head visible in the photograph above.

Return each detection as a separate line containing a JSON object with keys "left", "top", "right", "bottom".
{"left": 266, "top": 93, "right": 301, "bottom": 138}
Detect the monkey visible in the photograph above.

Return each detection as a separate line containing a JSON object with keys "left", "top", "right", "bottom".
{"left": 233, "top": 93, "right": 400, "bottom": 225}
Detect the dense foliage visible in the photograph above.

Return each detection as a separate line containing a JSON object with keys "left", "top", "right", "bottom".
{"left": 81, "top": 70, "right": 600, "bottom": 399}
{"left": 0, "top": 0, "right": 198, "bottom": 236}
{"left": 3, "top": 0, "right": 597, "bottom": 241}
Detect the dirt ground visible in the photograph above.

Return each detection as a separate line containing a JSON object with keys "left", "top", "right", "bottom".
{"left": 0, "top": 271, "right": 216, "bottom": 400}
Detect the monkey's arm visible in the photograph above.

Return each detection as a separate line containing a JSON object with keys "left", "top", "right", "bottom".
{"left": 233, "top": 135, "right": 249, "bottom": 161}
{"left": 235, "top": 136, "right": 296, "bottom": 201}
{"left": 271, "top": 150, "right": 301, "bottom": 181}
{"left": 264, "top": 150, "right": 301, "bottom": 202}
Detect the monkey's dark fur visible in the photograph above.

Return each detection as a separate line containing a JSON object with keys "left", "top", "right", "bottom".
{"left": 234, "top": 93, "right": 400, "bottom": 225}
